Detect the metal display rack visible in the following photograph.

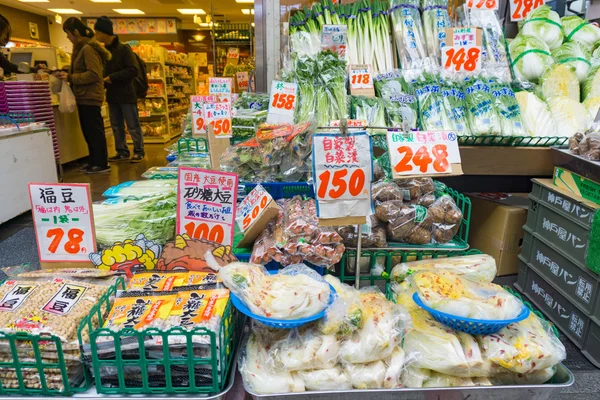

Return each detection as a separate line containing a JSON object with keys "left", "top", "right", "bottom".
{"left": 211, "top": 23, "right": 254, "bottom": 76}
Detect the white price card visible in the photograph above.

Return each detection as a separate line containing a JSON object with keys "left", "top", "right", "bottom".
{"left": 510, "top": 0, "right": 545, "bottom": 21}
{"left": 321, "top": 25, "right": 347, "bottom": 58}
{"left": 442, "top": 45, "right": 482, "bottom": 73}
{"left": 227, "top": 47, "right": 240, "bottom": 59}
{"left": 29, "top": 183, "right": 96, "bottom": 262}
{"left": 267, "top": 80, "right": 298, "bottom": 124}
{"left": 177, "top": 167, "right": 239, "bottom": 246}
{"left": 330, "top": 119, "right": 368, "bottom": 129}
{"left": 386, "top": 131, "right": 462, "bottom": 178}
{"left": 312, "top": 131, "right": 373, "bottom": 221}
{"left": 349, "top": 64, "right": 375, "bottom": 96}
{"left": 209, "top": 77, "right": 232, "bottom": 95}
{"left": 203, "top": 102, "right": 232, "bottom": 138}
{"left": 191, "top": 95, "right": 218, "bottom": 134}
{"left": 452, "top": 27, "right": 478, "bottom": 46}
{"left": 236, "top": 71, "right": 249, "bottom": 91}
{"left": 236, "top": 184, "right": 274, "bottom": 232}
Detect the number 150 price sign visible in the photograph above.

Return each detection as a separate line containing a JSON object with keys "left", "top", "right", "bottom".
{"left": 312, "top": 132, "right": 373, "bottom": 224}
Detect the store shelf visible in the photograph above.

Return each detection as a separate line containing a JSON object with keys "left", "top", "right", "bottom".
{"left": 148, "top": 77, "right": 164, "bottom": 81}
{"left": 139, "top": 113, "right": 166, "bottom": 118}
{"left": 169, "top": 106, "right": 188, "bottom": 114}
{"left": 146, "top": 95, "right": 166, "bottom": 99}
{"left": 165, "top": 61, "right": 192, "bottom": 68}
{"left": 459, "top": 146, "right": 554, "bottom": 176}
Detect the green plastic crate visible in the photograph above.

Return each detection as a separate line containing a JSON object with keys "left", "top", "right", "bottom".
{"left": 81, "top": 283, "right": 244, "bottom": 395}
{"left": 458, "top": 135, "right": 568, "bottom": 147}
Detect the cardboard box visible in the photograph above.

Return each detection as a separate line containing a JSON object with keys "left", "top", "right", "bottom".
{"left": 467, "top": 193, "right": 529, "bottom": 276}
{"left": 554, "top": 167, "right": 600, "bottom": 206}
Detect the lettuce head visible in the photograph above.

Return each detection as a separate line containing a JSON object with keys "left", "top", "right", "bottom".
{"left": 552, "top": 42, "right": 592, "bottom": 82}
{"left": 521, "top": 6, "right": 564, "bottom": 50}
{"left": 561, "top": 15, "right": 600, "bottom": 51}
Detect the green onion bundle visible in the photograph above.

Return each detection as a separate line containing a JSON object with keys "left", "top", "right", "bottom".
{"left": 389, "top": 0, "right": 428, "bottom": 68}
{"left": 422, "top": 0, "right": 451, "bottom": 64}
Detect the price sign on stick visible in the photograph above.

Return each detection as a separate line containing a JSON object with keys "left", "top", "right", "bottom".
{"left": 312, "top": 131, "right": 373, "bottom": 225}
{"left": 235, "top": 185, "right": 279, "bottom": 247}
{"left": 209, "top": 77, "right": 232, "bottom": 95}
{"left": 466, "top": 0, "right": 498, "bottom": 9}
{"left": 203, "top": 102, "right": 232, "bottom": 138}
{"left": 191, "top": 95, "right": 218, "bottom": 134}
{"left": 177, "top": 168, "right": 239, "bottom": 246}
{"left": 227, "top": 47, "right": 240, "bottom": 59}
{"left": 386, "top": 131, "right": 463, "bottom": 178}
{"left": 349, "top": 64, "right": 375, "bottom": 96}
{"left": 510, "top": 0, "right": 545, "bottom": 21}
{"left": 29, "top": 183, "right": 96, "bottom": 264}
{"left": 267, "top": 80, "right": 298, "bottom": 124}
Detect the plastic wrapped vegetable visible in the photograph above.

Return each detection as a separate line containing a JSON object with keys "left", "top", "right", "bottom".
{"left": 293, "top": 54, "right": 317, "bottom": 123}
{"left": 233, "top": 92, "right": 270, "bottom": 111}
{"left": 515, "top": 91, "right": 557, "bottom": 137}
{"left": 390, "top": 254, "right": 497, "bottom": 285}
{"left": 374, "top": 69, "right": 405, "bottom": 98}
{"left": 315, "top": 50, "right": 348, "bottom": 126}
{"left": 378, "top": 203, "right": 433, "bottom": 245}
{"left": 489, "top": 79, "right": 526, "bottom": 136}
{"left": 297, "top": 367, "right": 352, "bottom": 390}
{"left": 509, "top": 34, "right": 554, "bottom": 84}
{"left": 552, "top": 42, "right": 592, "bottom": 83}
{"left": 561, "top": 15, "right": 600, "bottom": 51}
{"left": 441, "top": 76, "right": 469, "bottom": 135}
{"left": 463, "top": 76, "right": 502, "bottom": 135}
{"left": 428, "top": 194, "right": 463, "bottom": 243}
{"left": 422, "top": 0, "right": 451, "bottom": 64}
{"left": 389, "top": 0, "right": 428, "bottom": 69}
{"left": 478, "top": 312, "right": 567, "bottom": 374}
{"left": 102, "top": 180, "right": 177, "bottom": 200}
{"left": 220, "top": 138, "right": 263, "bottom": 182}
{"left": 319, "top": 275, "right": 364, "bottom": 335}
{"left": 521, "top": 5, "right": 564, "bottom": 50}
{"left": 422, "top": 373, "right": 475, "bottom": 388}
{"left": 394, "top": 177, "right": 436, "bottom": 206}
{"left": 274, "top": 328, "right": 340, "bottom": 371}
{"left": 468, "top": 9, "right": 511, "bottom": 79}
{"left": 219, "top": 263, "right": 331, "bottom": 319}
{"left": 409, "top": 71, "right": 453, "bottom": 130}
{"left": 583, "top": 65, "right": 600, "bottom": 101}
{"left": 336, "top": 215, "right": 388, "bottom": 248}
{"left": 546, "top": 96, "right": 592, "bottom": 137}
{"left": 412, "top": 270, "right": 524, "bottom": 319}
{"left": 384, "top": 95, "right": 419, "bottom": 129}
{"left": 350, "top": 96, "right": 386, "bottom": 128}
{"left": 539, "top": 64, "right": 580, "bottom": 101}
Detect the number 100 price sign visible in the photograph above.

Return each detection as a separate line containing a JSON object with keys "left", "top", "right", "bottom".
{"left": 312, "top": 132, "right": 373, "bottom": 223}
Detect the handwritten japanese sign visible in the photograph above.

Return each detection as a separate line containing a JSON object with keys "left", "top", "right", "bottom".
{"left": 330, "top": 120, "right": 367, "bottom": 129}
{"left": 321, "top": 24, "right": 347, "bottom": 58}
{"left": 349, "top": 64, "right": 375, "bottom": 96}
{"left": 29, "top": 183, "right": 96, "bottom": 263}
{"left": 227, "top": 47, "right": 240, "bottom": 59}
{"left": 236, "top": 71, "right": 249, "bottom": 91}
{"left": 236, "top": 185, "right": 274, "bottom": 232}
{"left": 203, "top": 102, "right": 232, "bottom": 138}
{"left": 191, "top": 95, "right": 218, "bottom": 134}
{"left": 267, "top": 80, "right": 298, "bottom": 124}
{"left": 177, "top": 167, "right": 239, "bottom": 246}
{"left": 466, "top": 0, "right": 498, "bottom": 10}
{"left": 510, "top": 0, "right": 544, "bottom": 21}
{"left": 312, "top": 131, "right": 373, "bottom": 221}
{"left": 209, "top": 77, "right": 232, "bottom": 95}
{"left": 451, "top": 27, "right": 478, "bottom": 47}
{"left": 386, "top": 131, "right": 462, "bottom": 177}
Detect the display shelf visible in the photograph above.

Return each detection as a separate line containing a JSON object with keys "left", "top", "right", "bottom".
{"left": 165, "top": 61, "right": 192, "bottom": 68}
{"left": 146, "top": 95, "right": 166, "bottom": 99}
{"left": 458, "top": 135, "right": 569, "bottom": 147}
{"left": 459, "top": 146, "right": 554, "bottom": 176}
{"left": 169, "top": 107, "right": 188, "bottom": 114}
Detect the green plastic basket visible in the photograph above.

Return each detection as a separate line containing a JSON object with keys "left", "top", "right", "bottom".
{"left": 81, "top": 283, "right": 244, "bottom": 395}
{"left": 458, "top": 135, "right": 568, "bottom": 147}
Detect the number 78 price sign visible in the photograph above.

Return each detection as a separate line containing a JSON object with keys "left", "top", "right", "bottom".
{"left": 312, "top": 132, "right": 373, "bottom": 223}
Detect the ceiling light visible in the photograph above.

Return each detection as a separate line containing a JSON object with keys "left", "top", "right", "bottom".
{"left": 192, "top": 34, "right": 205, "bottom": 41}
{"left": 178, "top": 9, "right": 206, "bottom": 14}
{"left": 91, "top": 0, "right": 122, "bottom": 2}
{"left": 251, "top": 22, "right": 255, "bottom": 27}
{"left": 55, "top": 14, "right": 62, "bottom": 24}
{"left": 241, "top": 8, "right": 254, "bottom": 14}
{"left": 113, "top": 9, "right": 145, "bottom": 14}
{"left": 235, "top": 0, "right": 254, "bottom": 3}
{"left": 48, "top": 8, "right": 82, "bottom": 14}
{"left": 19, "top": 0, "right": 49, "bottom": 3}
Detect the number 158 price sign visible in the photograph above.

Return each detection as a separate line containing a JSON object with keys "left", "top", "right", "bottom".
{"left": 312, "top": 132, "right": 373, "bottom": 221}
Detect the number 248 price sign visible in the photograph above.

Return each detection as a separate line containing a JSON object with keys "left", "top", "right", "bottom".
{"left": 28, "top": 183, "right": 96, "bottom": 263}
{"left": 312, "top": 132, "right": 373, "bottom": 220}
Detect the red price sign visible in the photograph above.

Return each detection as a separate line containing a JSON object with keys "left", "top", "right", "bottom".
{"left": 348, "top": 64, "right": 375, "bottom": 96}
{"left": 209, "top": 118, "right": 231, "bottom": 136}
{"left": 442, "top": 46, "right": 481, "bottom": 73}
{"left": 393, "top": 145, "right": 450, "bottom": 174}
{"left": 45, "top": 227, "right": 86, "bottom": 255}
{"left": 203, "top": 102, "right": 232, "bottom": 138}
{"left": 242, "top": 194, "right": 269, "bottom": 229}
{"left": 183, "top": 222, "right": 226, "bottom": 242}
{"left": 267, "top": 80, "right": 297, "bottom": 124}
{"left": 271, "top": 93, "right": 296, "bottom": 110}
{"left": 510, "top": 0, "right": 544, "bottom": 21}
{"left": 317, "top": 169, "right": 367, "bottom": 200}
{"left": 466, "top": 0, "right": 498, "bottom": 9}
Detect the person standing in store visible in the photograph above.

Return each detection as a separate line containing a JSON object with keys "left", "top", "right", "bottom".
{"left": 0, "top": 15, "right": 46, "bottom": 74}
{"left": 55, "top": 17, "right": 111, "bottom": 174}
{"left": 94, "top": 16, "right": 145, "bottom": 163}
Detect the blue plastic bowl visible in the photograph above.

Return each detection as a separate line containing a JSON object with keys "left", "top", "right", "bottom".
{"left": 412, "top": 292, "right": 530, "bottom": 335}
{"left": 229, "top": 271, "right": 336, "bottom": 329}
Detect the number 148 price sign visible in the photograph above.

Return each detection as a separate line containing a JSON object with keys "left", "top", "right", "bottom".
{"left": 312, "top": 132, "right": 373, "bottom": 223}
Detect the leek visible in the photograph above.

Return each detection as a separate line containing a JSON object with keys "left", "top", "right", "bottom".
{"left": 389, "top": 0, "right": 428, "bottom": 68}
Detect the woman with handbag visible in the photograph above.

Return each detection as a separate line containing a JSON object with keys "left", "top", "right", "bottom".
{"left": 54, "top": 17, "right": 111, "bottom": 174}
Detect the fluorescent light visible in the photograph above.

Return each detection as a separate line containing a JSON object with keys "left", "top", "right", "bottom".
{"left": 113, "top": 9, "right": 145, "bottom": 14}
{"left": 48, "top": 8, "right": 82, "bottom": 14}
{"left": 19, "top": 0, "right": 49, "bottom": 3}
{"left": 241, "top": 8, "right": 254, "bottom": 14}
{"left": 177, "top": 9, "right": 206, "bottom": 14}
{"left": 235, "top": 0, "right": 254, "bottom": 3}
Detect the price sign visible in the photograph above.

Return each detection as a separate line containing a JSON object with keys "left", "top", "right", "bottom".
{"left": 451, "top": 27, "right": 479, "bottom": 47}
{"left": 177, "top": 167, "right": 239, "bottom": 246}
{"left": 312, "top": 131, "right": 373, "bottom": 222}
{"left": 227, "top": 47, "right": 240, "bottom": 59}
{"left": 267, "top": 80, "right": 298, "bottom": 124}
{"left": 203, "top": 102, "right": 232, "bottom": 138}
{"left": 236, "top": 185, "right": 274, "bottom": 232}
{"left": 330, "top": 119, "right": 367, "bottom": 129}
{"left": 349, "top": 64, "right": 375, "bottom": 96}
{"left": 466, "top": 0, "right": 498, "bottom": 9}
{"left": 29, "top": 183, "right": 96, "bottom": 263}
{"left": 510, "top": 0, "right": 544, "bottom": 21}
{"left": 209, "top": 77, "right": 232, "bottom": 95}
{"left": 442, "top": 46, "right": 482, "bottom": 73}
{"left": 236, "top": 71, "right": 249, "bottom": 91}
{"left": 191, "top": 95, "right": 218, "bottom": 134}
{"left": 386, "top": 131, "right": 462, "bottom": 178}
{"left": 321, "top": 25, "right": 347, "bottom": 58}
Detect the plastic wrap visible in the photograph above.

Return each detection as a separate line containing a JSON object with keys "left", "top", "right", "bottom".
{"left": 539, "top": 64, "right": 580, "bottom": 101}
{"left": 390, "top": 254, "right": 497, "bottom": 285}
{"left": 490, "top": 79, "right": 526, "bottom": 136}
{"left": 412, "top": 270, "right": 524, "bottom": 320}
{"left": 372, "top": 181, "right": 406, "bottom": 204}
{"left": 297, "top": 367, "right": 352, "bottom": 390}
{"left": 388, "top": 0, "right": 428, "bottom": 69}
{"left": 274, "top": 328, "right": 340, "bottom": 371}
{"left": 142, "top": 166, "right": 179, "bottom": 180}
{"left": 401, "top": 366, "right": 431, "bottom": 388}
{"left": 422, "top": 372, "right": 475, "bottom": 387}
{"left": 381, "top": 203, "right": 433, "bottom": 245}
{"left": 441, "top": 76, "right": 469, "bottom": 135}
{"left": 337, "top": 215, "right": 388, "bottom": 248}
{"left": 127, "top": 271, "right": 188, "bottom": 291}
{"left": 319, "top": 276, "right": 364, "bottom": 335}
{"left": 569, "top": 131, "right": 600, "bottom": 160}
{"left": 394, "top": 177, "right": 436, "bottom": 206}
{"left": 429, "top": 194, "right": 463, "bottom": 243}
{"left": 220, "top": 138, "right": 264, "bottom": 182}
{"left": 103, "top": 290, "right": 177, "bottom": 332}
{"left": 422, "top": 0, "right": 451, "bottom": 64}
{"left": 218, "top": 263, "right": 330, "bottom": 319}
{"left": 546, "top": 96, "right": 593, "bottom": 137}
{"left": 343, "top": 361, "right": 387, "bottom": 389}
{"left": 102, "top": 180, "right": 177, "bottom": 200}
{"left": 463, "top": 76, "right": 502, "bottom": 136}
{"left": 410, "top": 71, "right": 453, "bottom": 130}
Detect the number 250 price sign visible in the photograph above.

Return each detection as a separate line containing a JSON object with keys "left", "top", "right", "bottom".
{"left": 312, "top": 132, "right": 373, "bottom": 223}
{"left": 386, "top": 131, "right": 462, "bottom": 178}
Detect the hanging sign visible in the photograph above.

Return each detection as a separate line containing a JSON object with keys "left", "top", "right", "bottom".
{"left": 321, "top": 25, "right": 347, "bottom": 58}
{"left": 312, "top": 131, "right": 373, "bottom": 225}
{"left": 442, "top": 28, "right": 482, "bottom": 73}
{"left": 209, "top": 77, "right": 232, "bottom": 95}
{"left": 510, "top": 0, "right": 545, "bottom": 21}
{"left": 267, "top": 80, "right": 298, "bottom": 124}
{"left": 203, "top": 102, "right": 232, "bottom": 138}
{"left": 177, "top": 167, "right": 239, "bottom": 246}
{"left": 386, "top": 130, "right": 463, "bottom": 178}
{"left": 466, "top": 0, "right": 498, "bottom": 10}
{"left": 349, "top": 64, "right": 375, "bottom": 96}
{"left": 29, "top": 183, "right": 96, "bottom": 263}
{"left": 191, "top": 95, "right": 218, "bottom": 134}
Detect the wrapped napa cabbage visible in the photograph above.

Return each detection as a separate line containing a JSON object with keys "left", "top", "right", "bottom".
{"left": 390, "top": 254, "right": 497, "bottom": 285}
{"left": 463, "top": 76, "right": 502, "bottom": 135}
{"left": 583, "top": 66, "right": 600, "bottom": 101}
{"left": 219, "top": 263, "right": 330, "bottom": 319}
{"left": 546, "top": 96, "right": 593, "bottom": 137}
{"left": 412, "top": 270, "right": 524, "bottom": 320}
{"left": 383, "top": 346, "right": 407, "bottom": 388}
{"left": 561, "top": 15, "right": 600, "bottom": 51}
{"left": 338, "top": 289, "right": 410, "bottom": 364}
{"left": 490, "top": 79, "right": 526, "bottom": 136}
{"left": 297, "top": 367, "right": 352, "bottom": 391}
{"left": 401, "top": 366, "right": 431, "bottom": 388}
{"left": 274, "top": 328, "right": 340, "bottom": 371}
{"left": 584, "top": 97, "right": 600, "bottom": 119}
{"left": 509, "top": 34, "right": 554, "bottom": 83}
{"left": 343, "top": 361, "right": 387, "bottom": 389}
{"left": 422, "top": 372, "right": 475, "bottom": 388}
{"left": 521, "top": 5, "right": 564, "bottom": 50}
{"left": 515, "top": 91, "right": 557, "bottom": 137}
{"left": 477, "top": 313, "right": 566, "bottom": 374}
{"left": 319, "top": 275, "right": 363, "bottom": 336}
{"left": 240, "top": 332, "right": 306, "bottom": 394}
{"left": 552, "top": 42, "right": 592, "bottom": 83}
{"left": 539, "top": 64, "right": 580, "bottom": 101}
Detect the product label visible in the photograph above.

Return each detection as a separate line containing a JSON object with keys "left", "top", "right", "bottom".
{"left": 321, "top": 25, "right": 347, "bottom": 58}
{"left": 0, "top": 284, "right": 39, "bottom": 311}
{"left": 42, "top": 283, "right": 88, "bottom": 316}
{"left": 267, "top": 80, "right": 297, "bottom": 124}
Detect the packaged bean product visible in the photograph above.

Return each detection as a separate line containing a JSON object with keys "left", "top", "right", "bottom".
{"left": 127, "top": 271, "right": 189, "bottom": 291}
{"left": 103, "top": 291, "right": 177, "bottom": 331}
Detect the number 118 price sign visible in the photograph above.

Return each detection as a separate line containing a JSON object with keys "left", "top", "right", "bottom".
{"left": 312, "top": 131, "right": 373, "bottom": 222}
